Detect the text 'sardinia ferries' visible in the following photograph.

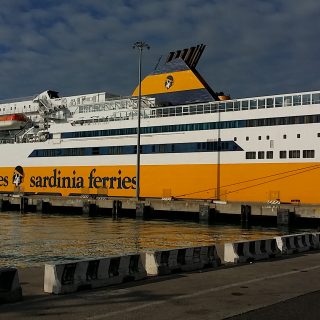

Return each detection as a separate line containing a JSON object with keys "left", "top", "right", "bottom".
{"left": 1, "top": 44, "right": 320, "bottom": 204}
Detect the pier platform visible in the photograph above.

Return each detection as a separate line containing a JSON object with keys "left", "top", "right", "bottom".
{"left": 1, "top": 251, "right": 320, "bottom": 319}
{"left": 1, "top": 193, "right": 320, "bottom": 227}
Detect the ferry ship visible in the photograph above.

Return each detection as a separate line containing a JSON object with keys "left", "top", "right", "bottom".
{"left": 1, "top": 44, "right": 320, "bottom": 204}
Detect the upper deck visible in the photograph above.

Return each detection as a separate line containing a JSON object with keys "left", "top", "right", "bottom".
{"left": 69, "top": 89, "right": 320, "bottom": 127}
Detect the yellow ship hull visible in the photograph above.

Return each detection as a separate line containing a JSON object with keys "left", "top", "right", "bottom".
{"left": 3, "top": 162, "right": 320, "bottom": 204}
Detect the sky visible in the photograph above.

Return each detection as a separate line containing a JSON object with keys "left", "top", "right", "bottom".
{"left": 0, "top": 0, "right": 320, "bottom": 101}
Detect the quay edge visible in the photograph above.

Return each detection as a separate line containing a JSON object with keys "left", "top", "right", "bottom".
{"left": 1, "top": 194, "right": 320, "bottom": 228}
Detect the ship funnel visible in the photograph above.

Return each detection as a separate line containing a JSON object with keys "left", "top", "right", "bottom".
{"left": 132, "top": 44, "right": 226, "bottom": 105}
{"left": 165, "top": 44, "right": 206, "bottom": 69}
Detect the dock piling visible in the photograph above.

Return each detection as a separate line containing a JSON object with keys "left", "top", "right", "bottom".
{"left": 241, "top": 205, "right": 251, "bottom": 223}
{"left": 199, "top": 204, "right": 210, "bottom": 224}
{"left": 36, "top": 200, "right": 43, "bottom": 213}
{"left": 277, "top": 208, "right": 295, "bottom": 227}
{"left": 82, "top": 201, "right": 90, "bottom": 216}
{"left": 136, "top": 202, "right": 146, "bottom": 219}
{"left": 19, "top": 197, "right": 28, "bottom": 213}
{"left": 112, "top": 200, "right": 122, "bottom": 218}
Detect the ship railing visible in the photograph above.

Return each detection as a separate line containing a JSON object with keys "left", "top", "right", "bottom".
{"left": 75, "top": 97, "right": 155, "bottom": 115}
{"left": 13, "top": 120, "right": 35, "bottom": 143}
{"left": 151, "top": 90, "right": 320, "bottom": 118}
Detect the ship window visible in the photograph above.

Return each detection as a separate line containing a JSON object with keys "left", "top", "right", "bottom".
{"left": 258, "top": 136, "right": 261, "bottom": 140}
{"left": 284, "top": 96, "right": 292, "bottom": 106}
{"left": 312, "top": 93, "right": 320, "bottom": 104}
{"left": 234, "top": 137, "right": 237, "bottom": 141}
{"left": 203, "top": 104, "right": 210, "bottom": 114}
{"left": 283, "top": 135, "right": 287, "bottom": 139}
{"left": 258, "top": 151, "right": 265, "bottom": 159}
{"left": 293, "top": 95, "right": 302, "bottom": 106}
{"left": 302, "top": 94, "right": 311, "bottom": 105}
{"left": 241, "top": 100, "right": 248, "bottom": 110}
{"left": 303, "top": 150, "right": 315, "bottom": 158}
{"left": 234, "top": 101, "right": 240, "bottom": 111}
{"left": 182, "top": 106, "right": 189, "bottom": 114}
{"left": 246, "top": 136, "right": 249, "bottom": 141}
{"left": 266, "top": 151, "right": 273, "bottom": 159}
{"left": 246, "top": 152, "right": 256, "bottom": 159}
{"left": 190, "top": 106, "right": 197, "bottom": 115}
{"left": 218, "top": 103, "right": 225, "bottom": 112}
{"left": 92, "top": 147, "right": 100, "bottom": 155}
{"left": 226, "top": 102, "right": 233, "bottom": 111}
{"left": 297, "top": 134, "right": 300, "bottom": 138}
{"left": 280, "top": 150, "right": 287, "bottom": 159}
{"left": 258, "top": 99, "right": 265, "bottom": 109}
{"left": 266, "top": 135, "right": 270, "bottom": 140}
{"left": 159, "top": 145, "right": 167, "bottom": 153}
{"left": 196, "top": 105, "right": 203, "bottom": 114}
{"left": 249, "top": 99, "right": 257, "bottom": 109}
{"left": 266, "top": 98, "right": 274, "bottom": 108}
{"left": 209, "top": 104, "right": 216, "bottom": 113}
{"left": 175, "top": 107, "right": 182, "bottom": 115}
{"left": 289, "top": 150, "right": 300, "bottom": 158}
{"left": 318, "top": 133, "right": 320, "bottom": 137}
{"left": 48, "top": 91, "right": 59, "bottom": 99}
{"left": 275, "top": 97, "right": 283, "bottom": 107}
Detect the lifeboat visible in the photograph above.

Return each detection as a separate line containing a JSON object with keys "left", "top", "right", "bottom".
{"left": 218, "top": 93, "right": 231, "bottom": 101}
{"left": 0, "top": 114, "right": 28, "bottom": 130}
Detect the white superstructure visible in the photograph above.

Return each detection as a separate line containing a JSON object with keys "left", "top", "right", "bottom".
{"left": 0, "top": 44, "right": 319, "bottom": 204}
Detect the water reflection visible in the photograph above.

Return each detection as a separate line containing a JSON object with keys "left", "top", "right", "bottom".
{"left": 0, "top": 211, "right": 314, "bottom": 267}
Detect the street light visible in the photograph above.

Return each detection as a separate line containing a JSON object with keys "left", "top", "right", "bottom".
{"left": 133, "top": 41, "right": 150, "bottom": 200}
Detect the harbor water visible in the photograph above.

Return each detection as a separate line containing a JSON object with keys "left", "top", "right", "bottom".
{"left": 0, "top": 211, "right": 315, "bottom": 268}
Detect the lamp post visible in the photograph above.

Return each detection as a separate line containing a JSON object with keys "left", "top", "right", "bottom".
{"left": 133, "top": 41, "right": 150, "bottom": 200}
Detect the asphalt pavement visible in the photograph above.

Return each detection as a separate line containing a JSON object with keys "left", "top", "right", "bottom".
{"left": 1, "top": 251, "right": 320, "bottom": 319}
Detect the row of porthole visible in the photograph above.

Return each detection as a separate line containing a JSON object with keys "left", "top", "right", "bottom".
{"left": 235, "top": 134, "right": 302, "bottom": 142}
{"left": 0, "top": 105, "right": 32, "bottom": 112}
{"left": 245, "top": 149, "right": 315, "bottom": 160}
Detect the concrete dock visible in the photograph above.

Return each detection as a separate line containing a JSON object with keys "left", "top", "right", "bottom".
{"left": 2, "top": 193, "right": 320, "bottom": 228}
{"left": 1, "top": 251, "right": 320, "bottom": 319}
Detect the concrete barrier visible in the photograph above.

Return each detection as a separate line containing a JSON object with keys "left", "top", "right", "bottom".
{"left": 217, "top": 238, "right": 281, "bottom": 264}
{"left": 142, "top": 245, "right": 221, "bottom": 276}
{"left": 44, "top": 254, "right": 147, "bottom": 294}
{"left": 302, "top": 233, "right": 320, "bottom": 250}
{"left": 0, "top": 267, "right": 22, "bottom": 303}
{"left": 275, "top": 233, "right": 317, "bottom": 254}
{"left": 312, "top": 232, "right": 320, "bottom": 249}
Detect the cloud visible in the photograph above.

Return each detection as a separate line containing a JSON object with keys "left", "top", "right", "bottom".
{"left": 0, "top": 0, "right": 319, "bottom": 100}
